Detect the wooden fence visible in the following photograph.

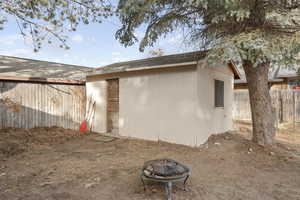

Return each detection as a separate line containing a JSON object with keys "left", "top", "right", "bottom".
{"left": 0, "top": 81, "right": 86, "bottom": 130}
{"left": 234, "top": 90, "right": 300, "bottom": 122}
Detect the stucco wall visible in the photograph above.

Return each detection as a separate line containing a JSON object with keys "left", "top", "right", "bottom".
{"left": 86, "top": 64, "right": 234, "bottom": 146}
{"left": 119, "top": 68, "right": 199, "bottom": 146}
{"left": 118, "top": 65, "right": 233, "bottom": 146}
{"left": 195, "top": 65, "right": 233, "bottom": 144}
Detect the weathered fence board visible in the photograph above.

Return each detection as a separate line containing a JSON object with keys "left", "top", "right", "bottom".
{"left": 296, "top": 92, "right": 300, "bottom": 121}
{"left": 234, "top": 90, "right": 300, "bottom": 122}
{"left": 233, "top": 91, "right": 251, "bottom": 120}
{"left": 0, "top": 81, "right": 86, "bottom": 130}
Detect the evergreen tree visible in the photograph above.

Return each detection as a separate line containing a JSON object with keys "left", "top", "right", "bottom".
{"left": 0, "top": 0, "right": 113, "bottom": 51}
{"left": 116, "top": 0, "right": 300, "bottom": 145}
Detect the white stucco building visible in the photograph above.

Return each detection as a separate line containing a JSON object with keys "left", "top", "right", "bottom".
{"left": 86, "top": 51, "right": 240, "bottom": 147}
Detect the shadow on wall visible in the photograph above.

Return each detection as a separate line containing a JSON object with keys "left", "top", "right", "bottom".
{"left": 0, "top": 81, "right": 86, "bottom": 130}
{"left": 0, "top": 102, "right": 81, "bottom": 130}
{"left": 0, "top": 82, "right": 17, "bottom": 93}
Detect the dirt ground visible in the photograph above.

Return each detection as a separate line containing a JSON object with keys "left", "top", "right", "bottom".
{"left": 0, "top": 122, "right": 300, "bottom": 200}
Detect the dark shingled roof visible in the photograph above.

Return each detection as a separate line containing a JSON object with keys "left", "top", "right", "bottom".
{"left": 0, "top": 55, "right": 92, "bottom": 82}
{"left": 89, "top": 51, "right": 208, "bottom": 75}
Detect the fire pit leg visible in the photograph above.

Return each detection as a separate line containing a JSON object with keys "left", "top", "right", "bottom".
{"left": 183, "top": 174, "right": 190, "bottom": 191}
{"left": 141, "top": 176, "right": 146, "bottom": 191}
{"left": 165, "top": 182, "right": 172, "bottom": 200}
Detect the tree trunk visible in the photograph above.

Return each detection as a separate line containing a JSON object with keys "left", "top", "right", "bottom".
{"left": 243, "top": 61, "right": 276, "bottom": 145}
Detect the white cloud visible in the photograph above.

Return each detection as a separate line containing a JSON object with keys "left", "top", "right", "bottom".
{"left": 0, "top": 48, "right": 34, "bottom": 57}
{"left": 161, "top": 34, "right": 183, "bottom": 46}
{"left": 111, "top": 54, "right": 141, "bottom": 63}
{"left": 71, "top": 34, "right": 83, "bottom": 43}
{"left": 0, "top": 34, "right": 22, "bottom": 46}
{"left": 87, "top": 36, "right": 96, "bottom": 42}
{"left": 135, "top": 31, "right": 145, "bottom": 40}
{"left": 0, "top": 34, "right": 37, "bottom": 46}
{"left": 112, "top": 52, "right": 121, "bottom": 56}
{"left": 98, "top": 61, "right": 109, "bottom": 67}
{"left": 53, "top": 58, "right": 63, "bottom": 63}
{"left": 112, "top": 54, "right": 132, "bottom": 63}
{"left": 110, "top": 52, "right": 130, "bottom": 63}
{"left": 23, "top": 36, "right": 34, "bottom": 45}
{"left": 13, "top": 49, "right": 33, "bottom": 56}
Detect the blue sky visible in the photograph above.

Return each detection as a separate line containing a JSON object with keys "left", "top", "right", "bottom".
{"left": 0, "top": 17, "right": 194, "bottom": 68}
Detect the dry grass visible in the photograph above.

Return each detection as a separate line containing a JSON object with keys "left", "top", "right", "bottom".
{"left": 0, "top": 127, "right": 91, "bottom": 159}
{"left": 0, "top": 124, "right": 300, "bottom": 200}
{"left": 234, "top": 120, "right": 300, "bottom": 156}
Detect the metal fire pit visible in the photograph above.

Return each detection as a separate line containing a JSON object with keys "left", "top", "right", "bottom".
{"left": 141, "top": 158, "right": 191, "bottom": 200}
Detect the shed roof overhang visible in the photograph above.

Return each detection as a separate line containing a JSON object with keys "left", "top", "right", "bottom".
{"left": 87, "top": 51, "right": 241, "bottom": 80}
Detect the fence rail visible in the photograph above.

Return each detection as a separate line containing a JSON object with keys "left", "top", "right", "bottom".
{"left": 234, "top": 90, "right": 300, "bottom": 122}
{"left": 0, "top": 82, "right": 86, "bottom": 130}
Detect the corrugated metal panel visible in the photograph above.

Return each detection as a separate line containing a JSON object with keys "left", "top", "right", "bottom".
{"left": 0, "top": 81, "right": 86, "bottom": 130}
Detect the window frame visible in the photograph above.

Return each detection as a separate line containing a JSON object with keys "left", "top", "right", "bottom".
{"left": 214, "top": 79, "right": 225, "bottom": 108}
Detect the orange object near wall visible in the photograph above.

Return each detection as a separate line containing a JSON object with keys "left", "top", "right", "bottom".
{"left": 79, "top": 120, "right": 87, "bottom": 132}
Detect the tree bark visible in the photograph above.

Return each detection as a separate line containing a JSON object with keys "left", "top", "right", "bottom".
{"left": 243, "top": 61, "right": 276, "bottom": 145}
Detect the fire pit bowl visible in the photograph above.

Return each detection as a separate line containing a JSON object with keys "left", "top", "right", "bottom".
{"left": 141, "top": 159, "right": 191, "bottom": 200}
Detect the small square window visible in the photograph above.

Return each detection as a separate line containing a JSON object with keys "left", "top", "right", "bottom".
{"left": 215, "top": 80, "right": 224, "bottom": 107}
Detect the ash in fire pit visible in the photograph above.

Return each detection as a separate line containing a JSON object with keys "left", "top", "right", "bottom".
{"left": 143, "top": 158, "right": 190, "bottom": 178}
{"left": 141, "top": 159, "right": 191, "bottom": 200}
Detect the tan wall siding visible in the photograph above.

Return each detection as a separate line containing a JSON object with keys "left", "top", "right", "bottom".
{"left": 0, "top": 81, "right": 86, "bottom": 130}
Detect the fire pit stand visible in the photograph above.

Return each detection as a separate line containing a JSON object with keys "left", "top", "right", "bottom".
{"left": 140, "top": 159, "right": 191, "bottom": 200}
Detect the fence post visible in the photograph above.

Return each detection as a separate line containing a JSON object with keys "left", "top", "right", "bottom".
{"left": 275, "top": 90, "right": 279, "bottom": 128}
{"left": 279, "top": 90, "right": 283, "bottom": 123}
{"left": 293, "top": 90, "right": 296, "bottom": 130}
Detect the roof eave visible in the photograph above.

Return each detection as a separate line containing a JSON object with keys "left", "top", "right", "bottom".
{"left": 235, "top": 78, "right": 284, "bottom": 84}
{"left": 0, "top": 75, "right": 85, "bottom": 85}
{"left": 87, "top": 61, "right": 242, "bottom": 79}
{"left": 87, "top": 61, "right": 198, "bottom": 77}
{"left": 228, "top": 61, "right": 242, "bottom": 80}
{"left": 277, "top": 74, "right": 300, "bottom": 78}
